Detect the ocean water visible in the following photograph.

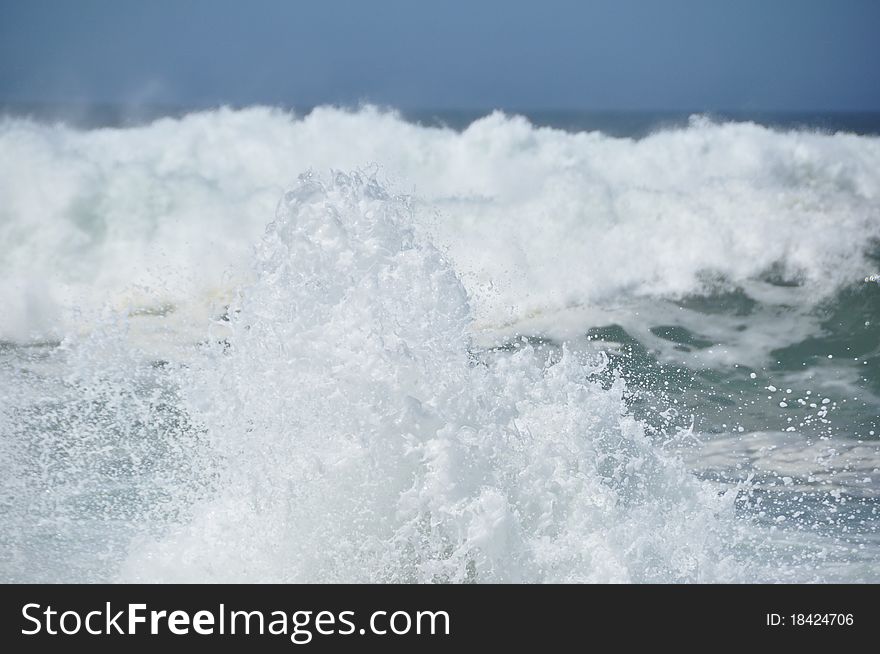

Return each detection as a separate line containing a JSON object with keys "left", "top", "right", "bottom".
{"left": 0, "top": 105, "right": 878, "bottom": 582}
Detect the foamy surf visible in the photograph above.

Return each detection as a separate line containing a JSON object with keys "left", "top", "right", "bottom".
{"left": 1, "top": 107, "right": 878, "bottom": 583}
{"left": 104, "top": 172, "right": 750, "bottom": 582}
{"left": 1, "top": 107, "right": 878, "bottom": 349}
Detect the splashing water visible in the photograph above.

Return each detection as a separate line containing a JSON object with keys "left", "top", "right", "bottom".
{"left": 108, "top": 172, "right": 745, "bottom": 582}
{"left": 2, "top": 108, "right": 879, "bottom": 583}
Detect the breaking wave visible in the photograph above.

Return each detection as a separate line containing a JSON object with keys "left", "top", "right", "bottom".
{"left": 2, "top": 107, "right": 878, "bottom": 583}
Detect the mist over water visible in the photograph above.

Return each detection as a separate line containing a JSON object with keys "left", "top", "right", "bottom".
{"left": 1, "top": 106, "right": 878, "bottom": 582}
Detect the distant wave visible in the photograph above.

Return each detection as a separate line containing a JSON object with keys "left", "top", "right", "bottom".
{"left": 1, "top": 106, "right": 878, "bottom": 357}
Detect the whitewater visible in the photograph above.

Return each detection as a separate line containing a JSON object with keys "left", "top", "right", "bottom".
{"left": 1, "top": 106, "right": 878, "bottom": 582}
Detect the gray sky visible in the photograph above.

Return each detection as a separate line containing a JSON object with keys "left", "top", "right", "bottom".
{"left": 1, "top": 0, "right": 879, "bottom": 111}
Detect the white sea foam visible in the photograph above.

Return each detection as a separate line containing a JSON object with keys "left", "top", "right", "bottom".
{"left": 2, "top": 107, "right": 878, "bottom": 359}
{"left": 2, "top": 125, "right": 876, "bottom": 582}
{"left": 117, "top": 172, "right": 747, "bottom": 583}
